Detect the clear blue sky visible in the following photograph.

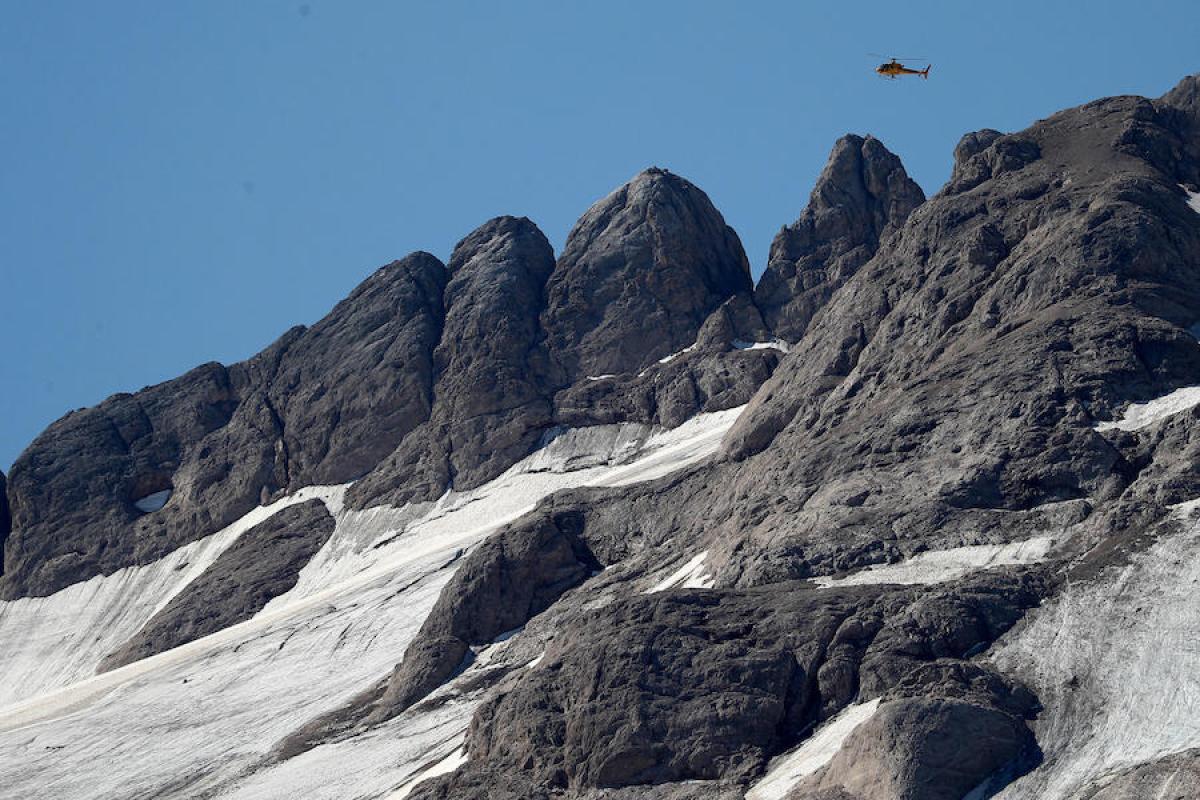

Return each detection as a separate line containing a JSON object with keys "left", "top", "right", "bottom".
{"left": 2, "top": 1, "right": 1197, "bottom": 469}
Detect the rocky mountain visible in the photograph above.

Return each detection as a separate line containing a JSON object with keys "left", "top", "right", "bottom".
{"left": 4, "top": 75, "right": 1200, "bottom": 800}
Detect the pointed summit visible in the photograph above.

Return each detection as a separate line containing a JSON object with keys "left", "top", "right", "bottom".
{"left": 755, "top": 135, "right": 924, "bottom": 341}
{"left": 347, "top": 216, "right": 557, "bottom": 508}
{"left": 542, "top": 168, "right": 753, "bottom": 379}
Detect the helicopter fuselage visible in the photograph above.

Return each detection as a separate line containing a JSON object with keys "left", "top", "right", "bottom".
{"left": 876, "top": 61, "right": 930, "bottom": 79}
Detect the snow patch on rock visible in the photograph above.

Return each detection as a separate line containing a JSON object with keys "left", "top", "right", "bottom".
{"left": 733, "top": 338, "right": 791, "bottom": 353}
{"left": 1094, "top": 386, "right": 1200, "bottom": 432}
{"left": 646, "top": 551, "right": 715, "bottom": 593}
{"left": 746, "top": 699, "right": 882, "bottom": 800}
{"left": 133, "top": 489, "right": 172, "bottom": 513}
{"left": 1181, "top": 184, "right": 1200, "bottom": 215}
{"left": 813, "top": 536, "right": 1056, "bottom": 588}
{"left": 386, "top": 741, "right": 468, "bottom": 799}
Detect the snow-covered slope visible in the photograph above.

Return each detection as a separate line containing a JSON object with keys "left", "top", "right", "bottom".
{"left": 993, "top": 516, "right": 1200, "bottom": 799}
{"left": 0, "top": 407, "right": 742, "bottom": 800}
{"left": 0, "top": 485, "right": 345, "bottom": 707}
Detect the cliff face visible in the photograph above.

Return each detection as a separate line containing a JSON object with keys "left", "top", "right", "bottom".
{"left": 542, "top": 167, "right": 755, "bottom": 380}
{"left": 5, "top": 75, "right": 1200, "bottom": 800}
{"left": 1, "top": 251, "right": 447, "bottom": 599}
{"left": 347, "top": 216, "right": 558, "bottom": 508}
{"left": 400, "top": 77, "right": 1200, "bottom": 799}
{"left": 755, "top": 134, "right": 925, "bottom": 342}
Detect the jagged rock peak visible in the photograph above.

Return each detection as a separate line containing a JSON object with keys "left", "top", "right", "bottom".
{"left": 345, "top": 215, "right": 557, "bottom": 508}
{"left": 1161, "top": 72, "right": 1200, "bottom": 114}
{"left": 953, "top": 128, "right": 1004, "bottom": 167}
{"left": 542, "top": 167, "right": 753, "bottom": 379}
{"left": 446, "top": 216, "right": 551, "bottom": 278}
{"left": 754, "top": 134, "right": 925, "bottom": 342}
{"left": 434, "top": 214, "right": 557, "bottom": 490}
{"left": 1, "top": 250, "right": 449, "bottom": 599}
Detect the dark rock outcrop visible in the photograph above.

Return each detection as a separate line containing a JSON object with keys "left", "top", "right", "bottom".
{"left": 754, "top": 135, "right": 925, "bottom": 342}
{"left": 409, "top": 571, "right": 1044, "bottom": 798}
{"left": 349, "top": 218, "right": 556, "bottom": 507}
{"left": 552, "top": 294, "right": 781, "bottom": 429}
{"left": 257, "top": 252, "right": 447, "bottom": 489}
{"left": 98, "top": 499, "right": 335, "bottom": 670}
{"left": 542, "top": 168, "right": 754, "bottom": 381}
{"left": 2, "top": 252, "right": 445, "bottom": 599}
{"left": 797, "top": 697, "right": 1037, "bottom": 800}
{"left": 368, "top": 502, "right": 598, "bottom": 723}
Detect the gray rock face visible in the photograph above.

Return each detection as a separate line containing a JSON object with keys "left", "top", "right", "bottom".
{"left": 98, "top": 499, "right": 334, "bottom": 670}
{"left": 348, "top": 217, "right": 556, "bottom": 507}
{"left": 717, "top": 86, "right": 1200, "bottom": 587}
{"left": 410, "top": 571, "right": 1043, "bottom": 798}
{"left": 552, "top": 294, "right": 781, "bottom": 429}
{"left": 0, "top": 470, "right": 9, "bottom": 574}
{"left": 754, "top": 135, "right": 925, "bottom": 342}
{"left": 399, "top": 76, "right": 1200, "bottom": 799}
{"left": 258, "top": 252, "right": 447, "bottom": 489}
{"left": 369, "top": 501, "right": 597, "bottom": 723}
{"left": 542, "top": 168, "right": 754, "bottom": 380}
{"left": 2, "top": 252, "right": 445, "bottom": 599}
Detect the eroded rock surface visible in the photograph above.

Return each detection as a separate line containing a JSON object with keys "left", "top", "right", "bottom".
{"left": 755, "top": 135, "right": 925, "bottom": 342}
{"left": 543, "top": 168, "right": 754, "bottom": 380}
{"left": 349, "top": 217, "right": 556, "bottom": 507}
{"left": 408, "top": 571, "right": 1044, "bottom": 798}
{"left": 2, "top": 252, "right": 445, "bottom": 599}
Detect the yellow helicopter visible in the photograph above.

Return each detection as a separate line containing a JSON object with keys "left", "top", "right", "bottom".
{"left": 873, "top": 55, "right": 931, "bottom": 80}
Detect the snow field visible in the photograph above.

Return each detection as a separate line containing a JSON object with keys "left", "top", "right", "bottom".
{"left": 0, "top": 484, "right": 346, "bottom": 708}
{"left": 992, "top": 518, "right": 1200, "bottom": 799}
{"left": 0, "top": 406, "right": 745, "bottom": 800}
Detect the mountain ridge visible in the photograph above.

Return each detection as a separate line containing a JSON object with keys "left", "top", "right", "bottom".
{"left": 2, "top": 73, "right": 1200, "bottom": 800}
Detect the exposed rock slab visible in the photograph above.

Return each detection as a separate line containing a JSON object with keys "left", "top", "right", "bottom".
{"left": 409, "top": 570, "right": 1045, "bottom": 798}
{"left": 553, "top": 294, "right": 781, "bottom": 429}
{"left": 794, "top": 697, "right": 1037, "bottom": 800}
